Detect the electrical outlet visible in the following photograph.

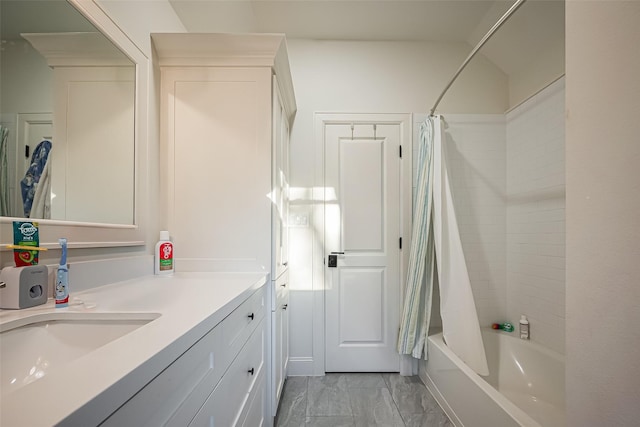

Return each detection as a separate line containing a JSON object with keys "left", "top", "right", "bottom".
{"left": 289, "top": 213, "right": 309, "bottom": 228}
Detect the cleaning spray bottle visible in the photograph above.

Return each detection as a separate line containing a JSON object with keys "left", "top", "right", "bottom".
{"left": 55, "top": 238, "right": 69, "bottom": 308}
{"left": 154, "top": 231, "right": 174, "bottom": 275}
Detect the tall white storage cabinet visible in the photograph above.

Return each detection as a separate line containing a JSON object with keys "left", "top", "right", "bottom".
{"left": 153, "top": 33, "right": 296, "bottom": 425}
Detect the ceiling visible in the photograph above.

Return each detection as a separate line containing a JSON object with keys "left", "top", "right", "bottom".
{"left": 168, "top": 0, "right": 565, "bottom": 76}
{"left": 1, "top": 0, "right": 565, "bottom": 79}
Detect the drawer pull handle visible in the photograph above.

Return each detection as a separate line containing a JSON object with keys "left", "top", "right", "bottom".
{"left": 248, "top": 313, "right": 254, "bottom": 320}
{"left": 283, "top": 262, "right": 288, "bottom": 266}
{"left": 280, "top": 283, "right": 287, "bottom": 288}
{"left": 283, "top": 304, "right": 288, "bottom": 310}
{"left": 248, "top": 368, "right": 255, "bottom": 376}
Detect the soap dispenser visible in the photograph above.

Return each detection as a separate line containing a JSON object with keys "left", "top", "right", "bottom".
{"left": 519, "top": 315, "right": 530, "bottom": 340}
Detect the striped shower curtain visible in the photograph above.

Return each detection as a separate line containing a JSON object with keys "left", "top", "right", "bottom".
{"left": 398, "top": 115, "right": 489, "bottom": 376}
{"left": 0, "top": 126, "right": 9, "bottom": 216}
{"left": 397, "top": 118, "right": 436, "bottom": 359}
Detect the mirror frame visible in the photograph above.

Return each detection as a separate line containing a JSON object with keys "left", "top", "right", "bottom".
{"left": 0, "top": 0, "right": 148, "bottom": 250}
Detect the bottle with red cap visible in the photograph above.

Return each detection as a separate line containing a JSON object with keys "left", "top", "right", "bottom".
{"left": 154, "top": 231, "right": 174, "bottom": 275}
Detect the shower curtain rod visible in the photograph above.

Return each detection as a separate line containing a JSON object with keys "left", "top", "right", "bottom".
{"left": 429, "top": 0, "right": 528, "bottom": 116}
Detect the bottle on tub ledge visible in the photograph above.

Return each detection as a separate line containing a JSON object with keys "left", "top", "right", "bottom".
{"left": 519, "top": 315, "right": 530, "bottom": 340}
{"left": 154, "top": 231, "right": 174, "bottom": 276}
{"left": 491, "top": 322, "right": 514, "bottom": 332}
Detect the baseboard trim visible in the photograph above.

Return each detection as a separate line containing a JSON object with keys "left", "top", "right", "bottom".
{"left": 287, "top": 357, "right": 315, "bottom": 376}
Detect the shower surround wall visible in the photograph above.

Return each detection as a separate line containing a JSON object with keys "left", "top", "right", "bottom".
{"left": 415, "top": 78, "right": 565, "bottom": 354}
{"left": 506, "top": 78, "right": 566, "bottom": 354}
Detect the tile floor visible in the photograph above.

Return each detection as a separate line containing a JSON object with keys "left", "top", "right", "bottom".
{"left": 275, "top": 373, "right": 453, "bottom": 427}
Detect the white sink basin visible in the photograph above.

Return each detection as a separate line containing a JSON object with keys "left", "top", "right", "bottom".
{"left": 0, "top": 312, "right": 160, "bottom": 397}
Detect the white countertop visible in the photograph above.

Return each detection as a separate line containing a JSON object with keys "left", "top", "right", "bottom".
{"left": 0, "top": 271, "right": 268, "bottom": 427}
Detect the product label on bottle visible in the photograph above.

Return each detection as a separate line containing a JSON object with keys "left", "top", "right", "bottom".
{"left": 158, "top": 242, "right": 173, "bottom": 271}
{"left": 55, "top": 269, "right": 69, "bottom": 307}
{"left": 13, "top": 221, "right": 39, "bottom": 266}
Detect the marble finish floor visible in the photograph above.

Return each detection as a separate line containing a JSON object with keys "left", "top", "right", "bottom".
{"left": 275, "top": 373, "right": 453, "bottom": 427}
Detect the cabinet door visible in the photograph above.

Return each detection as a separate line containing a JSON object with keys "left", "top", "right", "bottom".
{"left": 274, "top": 298, "right": 284, "bottom": 408}
{"left": 272, "top": 76, "right": 290, "bottom": 280}
{"left": 52, "top": 67, "right": 134, "bottom": 224}
{"left": 280, "top": 281, "right": 290, "bottom": 394}
{"left": 272, "top": 77, "right": 283, "bottom": 279}
{"left": 164, "top": 67, "right": 273, "bottom": 272}
{"left": 273, "top": 273, "right": 289, "bottom": 410}
{"left": 281, "top": 109, "right": 290, "bottom": 272}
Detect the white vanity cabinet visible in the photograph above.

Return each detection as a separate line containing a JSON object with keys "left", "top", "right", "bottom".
{"left": 153, "top": 33, "right": 296, "bottom": 424}
{"left": 100, "top": 286, "right": 266, "bottom": 427}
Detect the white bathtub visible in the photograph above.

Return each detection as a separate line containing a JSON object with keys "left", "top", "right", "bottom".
{"left": 421, "top": 329, "right": 565, "bottom": 427}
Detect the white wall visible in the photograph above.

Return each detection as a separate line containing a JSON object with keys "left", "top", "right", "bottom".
{"left": 566, "top": 2, "right": 640, "bottom": 426}
{"left": 506, "top": 78, "right": 565, "bottom": 354}
{"left": 465, "top": 0, "right": 565, "bottom": 110}
{"left": 508, "top": 40, "right": 565, "bottom": 109}
{"left": 97, "top": 0, "right": 185, "bottom": 57}
{"left": 287, "top": 39, "right": 509, "bottom": 374}
{"left": 97, "top": 0, "right": 185, "bottom": 249}
{"left": 0, "top": 40, "right": 52, "bottom": 115}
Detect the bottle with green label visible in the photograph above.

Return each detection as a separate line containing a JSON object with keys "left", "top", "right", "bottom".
{"left": 154, "top": 231, "right": 174, "bottom": 275}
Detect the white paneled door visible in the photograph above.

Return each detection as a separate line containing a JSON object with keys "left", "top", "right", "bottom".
{"left": 324, "top": 120, "right": 402, "bottom": 372}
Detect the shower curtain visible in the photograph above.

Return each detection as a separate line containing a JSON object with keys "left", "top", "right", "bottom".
{"left": 30, "top": 156, "right": 51, "bottom": 219}
{"left": 397, "top": 119, "right": 436, "bottom": 359}
{"left": 20, "top": 139, "right": 52, "bottom": 218}
{"left": 0, "top": 126, "right": 9, "bottom": 216}
{"left": 398, "top": 115, "right": 489, "bottom": 376}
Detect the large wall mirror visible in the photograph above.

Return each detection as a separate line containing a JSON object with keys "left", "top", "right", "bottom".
{"left": 0, "top": 0, "right": 148, "bottom": 249}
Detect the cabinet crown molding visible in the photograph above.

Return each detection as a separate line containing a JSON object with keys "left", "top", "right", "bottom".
{"left": 21, "top": 32, "right": 133, "bottom": 67}
{"left": 151, "top": 33, "right": 297, "bottom": 122}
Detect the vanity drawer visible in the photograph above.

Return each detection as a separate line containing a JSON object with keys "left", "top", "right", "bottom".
{"left": 240, "top": 369, "right": 265, "bottom": 427}
{"left": 189, "top": 318, "right": 265, "bottom": 427}
{"left": 220, "top": 286, "right": 265, "bottom": 364}
{"left": 100, "top": 323, "right": 225, "bottom": 427}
